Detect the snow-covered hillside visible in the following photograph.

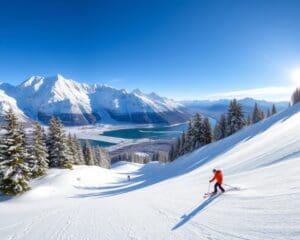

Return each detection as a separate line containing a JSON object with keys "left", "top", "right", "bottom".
{"left": 1, "top": 103, "right": 300, "bottom": 239}
{"left": 0, "top": 74, "right": 189, "bottom": 125}
{"left": 0, "top": 89, "right": 28, "bottom": 123}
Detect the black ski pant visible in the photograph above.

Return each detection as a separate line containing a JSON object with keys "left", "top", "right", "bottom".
{"left": 213, "top": 183, "right": 225, "bottom": 193}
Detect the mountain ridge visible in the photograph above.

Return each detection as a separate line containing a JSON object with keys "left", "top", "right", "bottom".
{"left": 0, "top": 74, "right": 189, "bottom": 125}
{"left": 0, "top": 74, "right": 289, "bottom": 125}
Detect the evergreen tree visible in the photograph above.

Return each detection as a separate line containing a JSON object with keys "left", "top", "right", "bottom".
{"left": 73, "top": 136, "right": 84, "bottom": 165}
{"left": 169, "top": 144, "right": 175, "bottom": 161}
{"left": 48, "top": 117, "right": 72, "bottom": 169}
{"left": 246, "top": 114, "right": 252, "bottom": 125}
{"left": 67, "top": 134, "right": 77, "bottom": 165}
{"left": 193, "top": 113, "right": 203, "bottom": 147}
{"left": 252, "top": 103, "right": 264, "bottom": 124}
{"left": 202, "top": 117, "right": 212, "bottom": 144}
{"left": 82, "top": 140, "right": 95, "bottom": 165}
{"left": 291, "top": 88, "right": 300, "bottom": 105}
{"left": 0, "top": 109, "right": 30, "bottom": 195}
{"left": 184, "top": 121, "right": 194, "bottom": 152}
{"left": 227, "top": 99, "right": 245, "bottom": 136}
{"left": 214, "top": 114, "right": 227, "bottom": 140}
{"left": 173, "top": 136, "right": 181, "bottom": 158}
{"left": 28, "top": 122, "right": 49, "bottom": 178}
{"left": 260, "top": 110, "right": 265, "bottom": 120}
{"left": 271, "top": 104, "right": 277, "bottom": 115}
{"left": 267, "top": 109, "right": 271, "bottom": 118}
{"left": 94, "top": 146, "right": 111, "bottom": 168}
{"left": 179, "top": 132, "right": 186, "bottom": 155}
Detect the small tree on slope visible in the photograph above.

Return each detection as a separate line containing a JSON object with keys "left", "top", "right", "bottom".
{"left": 214, "top": 114, "right": 227, "bottom": 141}
{"left": 271, "top": 104, "right": 277, "bottom": 115}
{"left": 94, "top": 146, "right": 111, "bottom": 169}
{"left": 291, "top": 88, "right": 300, "bottom": 105}
{"left": 28, "top": 122, "right": 49, "bottom": 178}
{"left": 0, "top": 109, "right": 30, "bottom": 195}
{"left": 184, "top": 120, "right": 195, "bottom": 153}
{"left": 193, "top": 113, "right": 203, "bottom": 147}
{"left": 252, "top": 103, "right": 264, "bottom": 124}
{"left": 82, "top": 140, "right": 95, "bottom": 165}
{"left": 67, "top": 133, "right": 78, "bottom": 165}
{"left": 73, "top": 136, "right": 85, "bottom": 165}
{"left": 227, "top": 99, "right": 246, "bottom": 136}
{"left": 202, "top": 117, "right": 212, "bottom": 144}
{"left": 48, "top": 117, "right": 72, "bottom": 169}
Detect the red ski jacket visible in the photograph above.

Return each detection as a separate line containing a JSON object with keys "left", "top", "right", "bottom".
{"left": 210, "top": 170, "right": 223, "bottom": 184}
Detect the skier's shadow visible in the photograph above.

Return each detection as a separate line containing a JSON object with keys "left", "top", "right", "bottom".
{"left": 172, "top": 194, "right": 220, "bottom": 230}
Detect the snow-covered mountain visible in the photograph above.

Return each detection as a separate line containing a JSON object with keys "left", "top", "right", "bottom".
{"left": 0, "top": 74, "right": 189, "bottom": 125}
{"left": 0, "top": 89, "right": 28, "bottom": 123}
{"left": 182, "top": 98, "right": 289, "bottom": 120}
{"left": 1, "top": 100, "right": 299, "bottom": 239}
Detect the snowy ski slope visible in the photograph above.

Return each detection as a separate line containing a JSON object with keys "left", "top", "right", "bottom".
{"left": 0, "top": 104, "right": 300, "bottom": 240}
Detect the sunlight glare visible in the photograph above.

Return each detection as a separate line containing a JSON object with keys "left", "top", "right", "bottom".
{"left": 290, "top": 68, "right": 300, "bottom": 86}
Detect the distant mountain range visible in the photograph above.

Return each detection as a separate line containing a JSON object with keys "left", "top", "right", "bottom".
{"left": 0, "top": 74, "right": 189, "bottom": 125}
{"left": 181, "top": 98, "right": 289, "bottom": 120}
{"left": 0, "top": 74, "right": 289, "bottom": 125}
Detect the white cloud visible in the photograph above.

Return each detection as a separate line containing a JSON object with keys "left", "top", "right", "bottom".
{"left": 203, "top": 86, "right": 294, "bottom": 102}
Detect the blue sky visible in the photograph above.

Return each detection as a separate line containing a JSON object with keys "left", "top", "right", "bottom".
{"left": 1, "top": 0, "right": 300, "bottom": 100}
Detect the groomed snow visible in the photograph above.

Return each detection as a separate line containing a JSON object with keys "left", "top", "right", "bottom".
{"left": 1, "top": 104, "right": 300, "bottom": 240}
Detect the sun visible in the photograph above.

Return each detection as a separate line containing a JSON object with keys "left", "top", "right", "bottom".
{"left": 290, "top": 68, "right": 300, "bottom": 86}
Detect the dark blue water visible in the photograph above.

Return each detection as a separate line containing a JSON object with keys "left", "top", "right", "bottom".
{"left": 101, "top": 123, "right": 187, "bottom": 140}
{"left": 80, "top": 139, "right": 116, "bottom": 147}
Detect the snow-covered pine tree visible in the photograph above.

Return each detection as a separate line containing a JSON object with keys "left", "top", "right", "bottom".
{"left": 271, "top": 104, "right": 277, "bottom": 114}
{"left": 82, "top": 140, "right": 95, "bottom": 165}
{"left": 48, "top": 117, "right": 72, "bottom": 169}
{"left": 184, "top": 120, "right": 194, "bottom": 153}
{"left": 27, "top": 122, "right": 49, "bottom": 178}
{"left": 179, "top": 132, "right": 186, "bottom": 155}
{"left": 291, "top": 88, "right": 300, "bottom": 105}
{"left": 156, "top": 151, "right": 169, "bottom": 163}
{"left": 267, "top": 109, "right": 271, "bottom": 118}
{"left": 0, "top": 109, "right": 30, "bottom": 195}
{"left": 19, "top": 124, "right": 29, "bottom": 161}
{"left": 193, "top": 113, "right": 203, "bottom": 147}
{"left": 73, "top": 135, "right": 84, "bottom": 165}
{"left": 260, "top": 110, "right": 265, "bottom": 120}
{"left": 227, "top": 99, "right": 246, "bottom": 136}
{"left": 94, "top": 146, "right": 111, "bottom": 168}
{"left": 202, "top": 117, "right": 212, "bottom": 144}
{"left": 214, "top": 114, "right": 227, "bottom": 141}
{"left": 67, "top": 133, "right": 77, "bottom": 164}
{"left": 94, "top": 146, "right": 101, "bottom": 166}
{"left": 252, "top": 103, "right": 264, "bottom": 124}
{"left": 173, "top": 136, "right": 181, "bottom": 159}
{"left": 168, "top": 144, "right": 175, "bottom": 161}
{"left": 47, "top": 117, "right": 59, "bottom": 167}
{"left": 102, "top": 150, "right": 111, "bottom": 168}
{"left": 246, "top": 113, "right": 251, "bottom": 125}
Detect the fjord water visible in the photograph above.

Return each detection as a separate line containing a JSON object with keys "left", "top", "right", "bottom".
{"left": 101, "top": 123, "right": 188, "bottom": 140}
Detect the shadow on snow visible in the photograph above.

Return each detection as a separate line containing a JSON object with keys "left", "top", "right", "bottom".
{"left": 172, "top": 193, "right": 221, "bottom": 230}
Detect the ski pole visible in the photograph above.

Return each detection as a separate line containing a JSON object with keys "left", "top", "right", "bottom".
{"left": 207, "top": 182, "right": 211, "bottom": 193}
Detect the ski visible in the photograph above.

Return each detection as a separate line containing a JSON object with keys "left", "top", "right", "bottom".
{"left": 203, "top": 191, "right": 224, "bottom": 198}
{"left": 203, "top": 192, "right": 216, "bottom": 198}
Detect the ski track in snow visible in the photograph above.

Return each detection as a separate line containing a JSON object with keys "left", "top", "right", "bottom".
{"left": 1, "top": 104, "right": 300, "bottom": 239}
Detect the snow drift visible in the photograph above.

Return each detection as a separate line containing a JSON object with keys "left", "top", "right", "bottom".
{"left": 0, "top": 103, "right": 300, "bottom": 240}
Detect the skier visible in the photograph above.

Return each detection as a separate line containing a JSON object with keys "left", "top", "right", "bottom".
{"left": 127, "top": 175, "right": 131, "bottom": 181}
{"left": 209, "top": 169, "right": 225, "bottom": 194}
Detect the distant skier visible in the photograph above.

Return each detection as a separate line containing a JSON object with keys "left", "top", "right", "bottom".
{"left": 209, "top": 169, "right": 225, "bottom": 194}
{"left": 127, "top": 175, "right": 131, "bottom": 181}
